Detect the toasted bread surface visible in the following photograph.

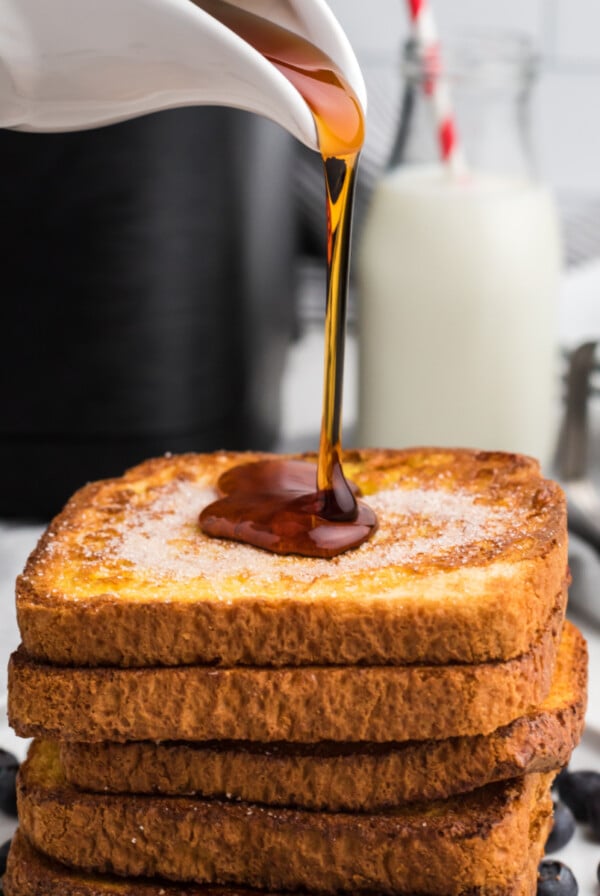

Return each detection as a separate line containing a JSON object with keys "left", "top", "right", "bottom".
{"left": 58, "top": 621, "right": 586, "bottom": 809}
{"left": 2, "top": 830, "right": 544, "bottom": 896}
{"left": 9, "top": 590, "right": 565, "bottom": 744}
{"left": 16, "top": 741, "right": 553, "bottom": 896}
{"left": 17, "top": 449, "right": 567, "bottom": 667}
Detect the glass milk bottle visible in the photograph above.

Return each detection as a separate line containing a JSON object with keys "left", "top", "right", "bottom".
{"left": 356, "top": 34, "right": 561, "bottom": 469}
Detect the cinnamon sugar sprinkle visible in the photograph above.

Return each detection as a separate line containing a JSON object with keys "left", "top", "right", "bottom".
{"left": 90, "top": 480, "right": 523, "bottom": 583}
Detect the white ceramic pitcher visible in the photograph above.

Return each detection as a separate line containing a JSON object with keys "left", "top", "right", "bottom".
{"left": 0, "top": 0, "right": 366, "bottom": 150}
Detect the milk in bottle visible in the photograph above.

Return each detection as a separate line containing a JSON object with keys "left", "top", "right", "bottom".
{"left": 357, "top": 35, "right": 562, "bottom": 469}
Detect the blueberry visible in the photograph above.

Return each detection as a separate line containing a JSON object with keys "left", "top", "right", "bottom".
{"left": 0, "top": 751, "right": 18, "bottom": 817}
{"left": 588, "top": 787, "right": 600, "bottom": 839}
{"left": 537, "top": 860, "right": 578, "bottom": 896}
{"left": 0, "top": 839, "right": 11, "bottom": 878}
{"left": 556, "top": 769, "right": 600, "bottom": 822}
{"left": 545, "top": 800, "right": 576, "bottom": 852}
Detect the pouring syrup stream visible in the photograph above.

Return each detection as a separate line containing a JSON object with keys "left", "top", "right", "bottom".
{"left": 197, "top": 0, "right": 377, "bottom": 557}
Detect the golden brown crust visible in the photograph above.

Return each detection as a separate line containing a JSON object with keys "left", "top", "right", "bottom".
{"left": 5, "top": 831, "right": 256, "bottom": 896}
{"left": 2, "top": 830, "right": 544, "bottom": 896}
{"left": 58, "top": 621, "right": 587, "bottom": 809}
{"left": 16, "top": 448, "right": 567, "bottom": 668}
{"left": 8, "top": 591, "right": 565, "bottom": 744}
{"left": 16, "top": 742, "right": 554, "bottom": 896}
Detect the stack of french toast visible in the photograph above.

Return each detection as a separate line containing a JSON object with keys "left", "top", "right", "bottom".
{"left": 4, "top": 448, "right": 588, "bottom": 896}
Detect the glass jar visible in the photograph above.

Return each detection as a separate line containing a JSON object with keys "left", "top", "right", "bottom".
{"left": 356, "top": 33, "right": 562, "bottom": 469}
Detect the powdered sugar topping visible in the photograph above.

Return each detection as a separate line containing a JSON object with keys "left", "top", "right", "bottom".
{"left": 96, "top": 479, "right": 521, "bottom": 584}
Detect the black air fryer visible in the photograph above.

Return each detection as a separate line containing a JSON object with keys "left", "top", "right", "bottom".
{"left": 0, "top": 107, "right": 297, "bottom": 520}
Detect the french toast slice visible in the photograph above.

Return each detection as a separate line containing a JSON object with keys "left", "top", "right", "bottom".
{"left": 58, "top": 620, "right": 587, "bottom": 809}
{"left": 9, "top": 589, "right": 565, "bottom": 744}
{"left": 16, "top": 448, "right": 567, "bottom": 668}
{"left": 2, "top": 829, "right": 547, "bottom": 896}
{"left": 16, "top": 741, "right": 554, "bottom": 896}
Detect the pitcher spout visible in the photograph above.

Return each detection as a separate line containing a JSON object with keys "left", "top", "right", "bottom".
{"left": 0, "top": 0, "right": 366, "bottom": 152}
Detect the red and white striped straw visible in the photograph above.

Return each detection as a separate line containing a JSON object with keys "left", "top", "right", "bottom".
{"left": 406, "top": 0, "right": 467, "bottom": 177}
